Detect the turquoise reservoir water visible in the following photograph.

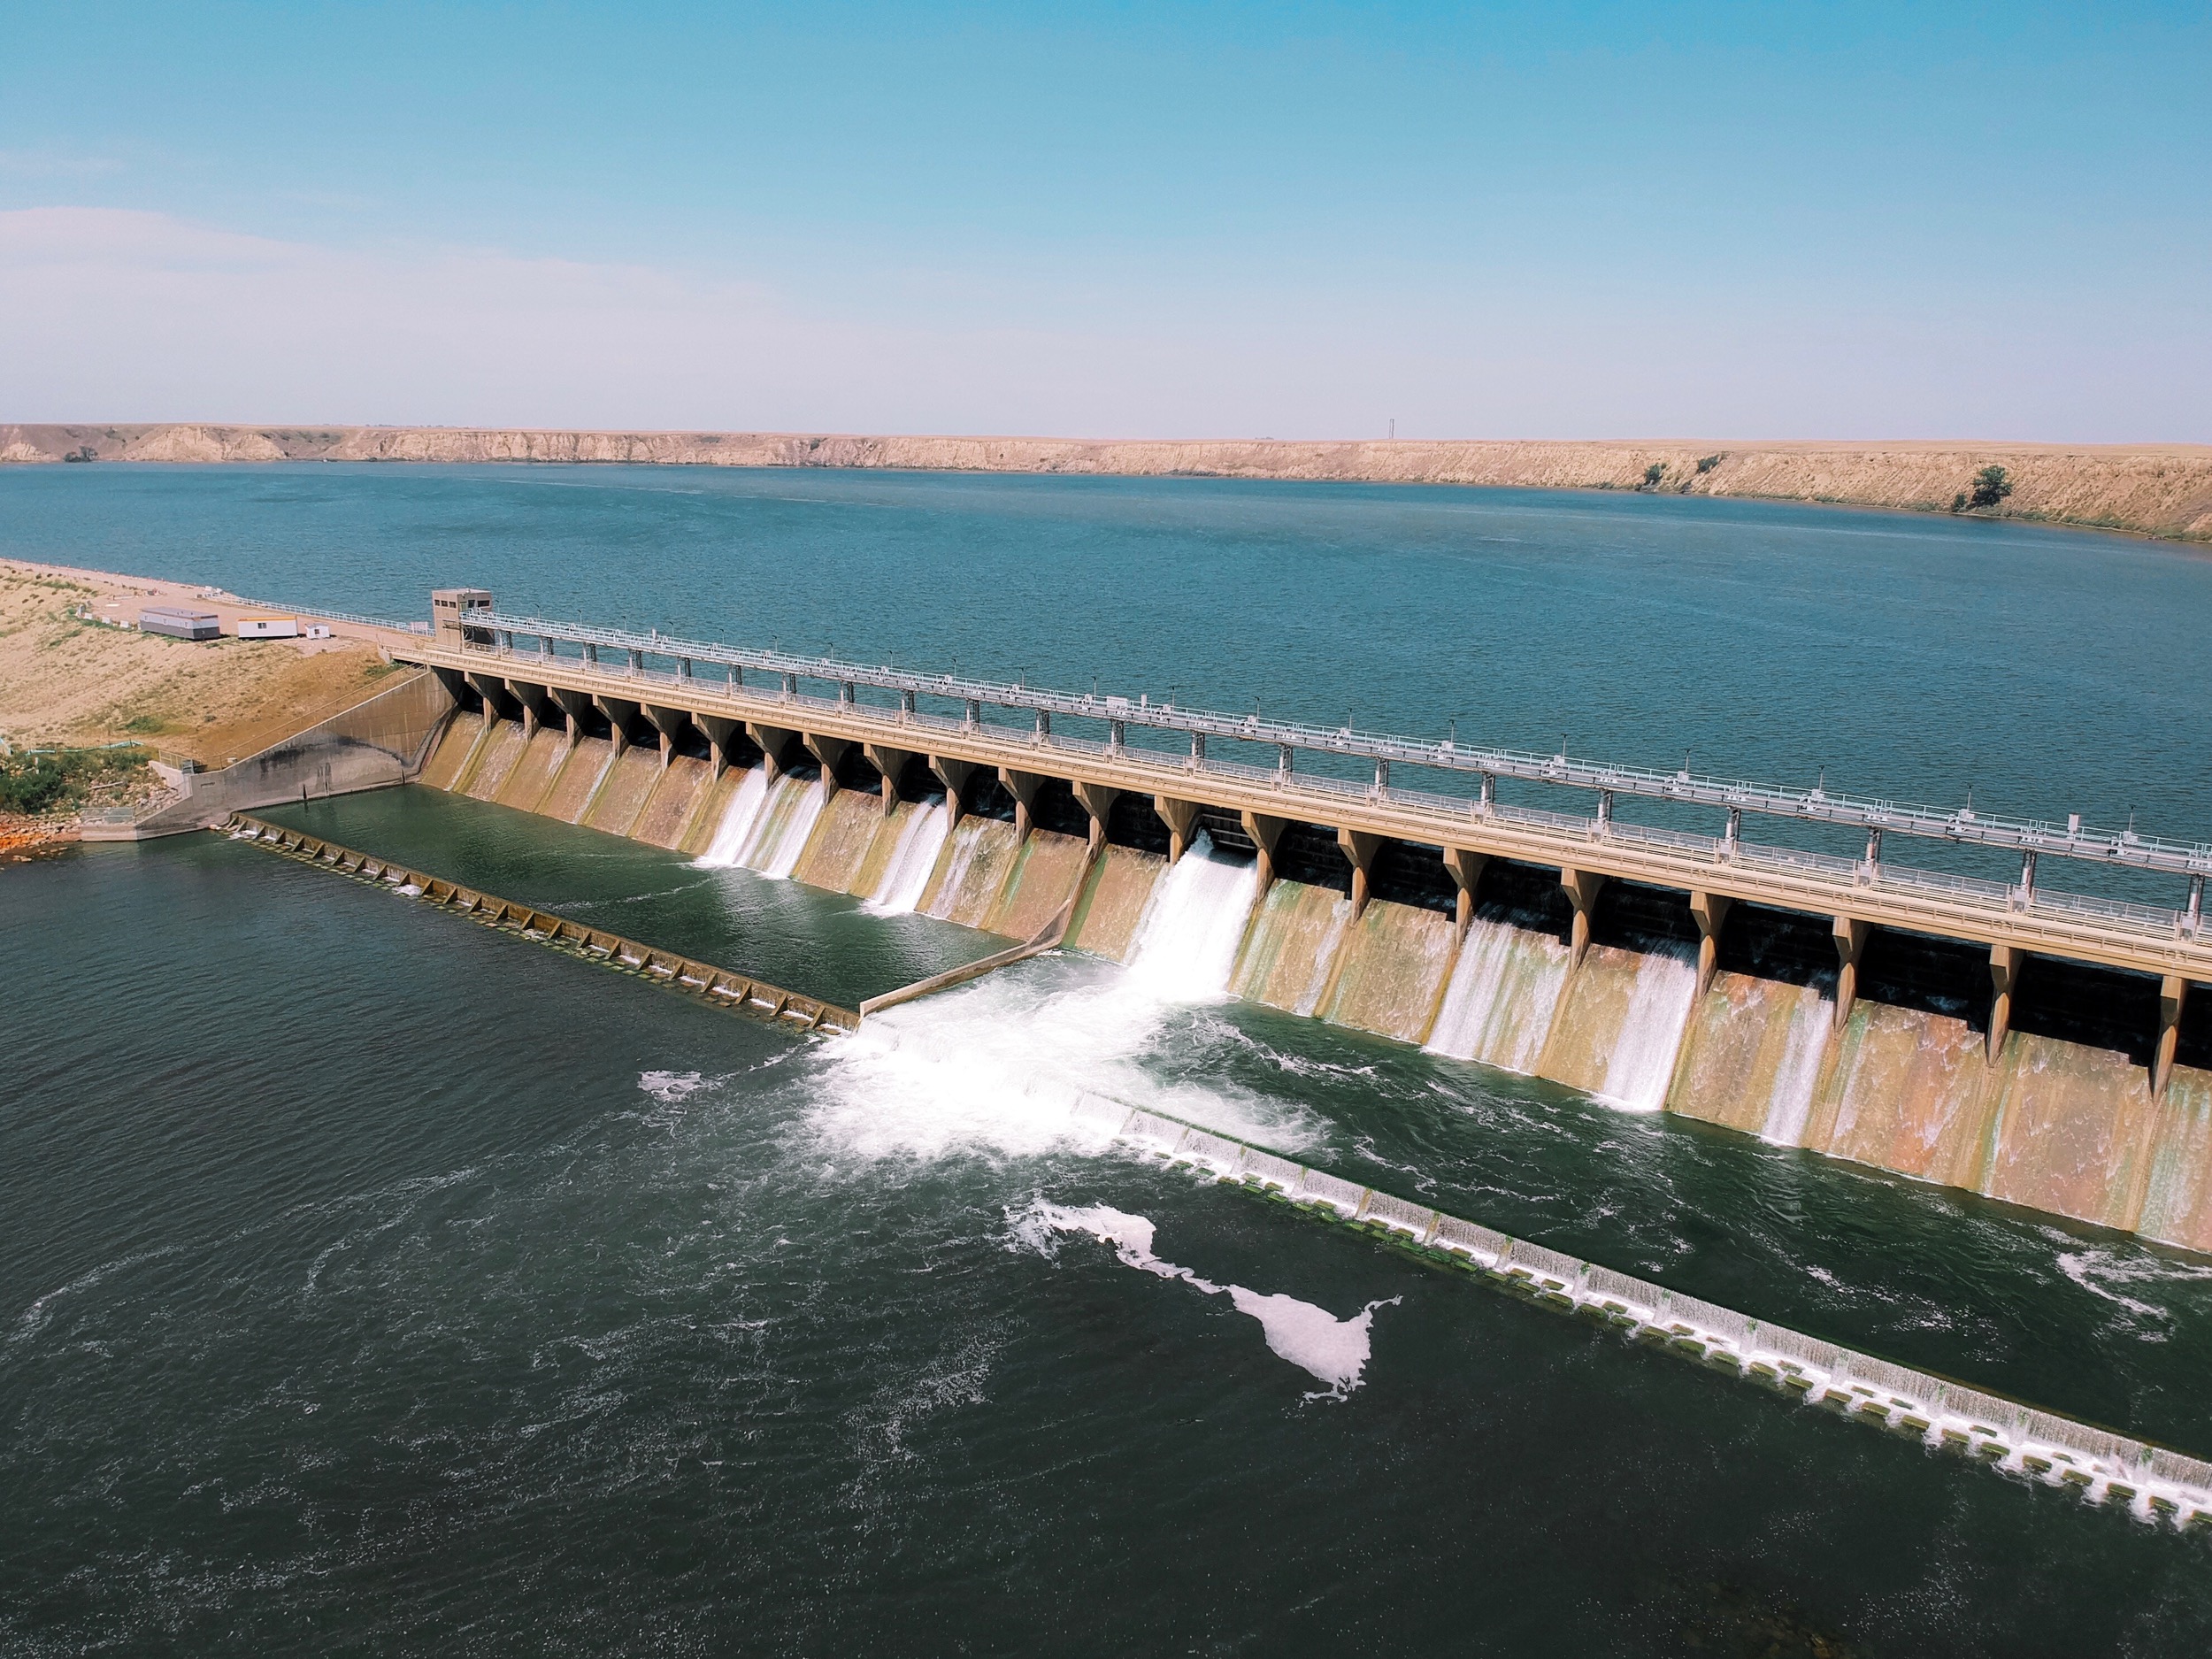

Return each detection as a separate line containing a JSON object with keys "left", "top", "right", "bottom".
{"left": 6, "top": 468, "right": 2212, "bottom": 1653}
{"left": 4, "top": 463, "right": 2208, "bottom": 869}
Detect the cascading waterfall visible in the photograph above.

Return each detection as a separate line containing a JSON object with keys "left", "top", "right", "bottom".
{"left": 741, "top": 774, "right": 829, "bottom": 878}
{"left": 1594, "top": 943, "right": 1701, "bottom": 1111}
{"left": 1122, "top": 833, "right": 1261, "bottom": 1001}
{"left": 695, "top": 766, "right": 769, "bottom": 867}
{"left": 1423, "top": 916, "right": 1571, "bottom": 1074}
{"left": 863, "top": 797, "right": 952, "bottom": 914}
{"left": 926, "top": 825, "right": 982, "bottom": 914}
{"left": 1755, "top": 984, "right": 1835, "bottom": 1147}
{"left": 495, "top": 736, "right": 2192, "bottom": 1248}
{"left": 922, "top": 816, "right": 1015, "bottom": 926}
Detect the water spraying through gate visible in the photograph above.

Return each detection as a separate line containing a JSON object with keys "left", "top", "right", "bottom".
{"left": 697, "top": 767, "right": 768, "bottom": 866}
{"left": 1592, "top": 943, "right": 1701, "bottom": 1111}
{"left": 695, "top": 769, "right": 828, "bottom": 879}
{"left": 1123, "top": 833, "right": 1262, "bottom": 1002}
{"left": 812, "top": 832, "right": 1282, "bottom": 1163}
{"left": 864, "top": 797, "right": 952, "bottom": 915}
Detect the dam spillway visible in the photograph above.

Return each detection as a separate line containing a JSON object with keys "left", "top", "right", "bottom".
{"left": 349, "top": 589, "right": 2212, "bottom": 1255}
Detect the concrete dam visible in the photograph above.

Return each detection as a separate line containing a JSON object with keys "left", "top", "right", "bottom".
{"left": 377, "top": 588, "right": 2212, "bottom": 1256}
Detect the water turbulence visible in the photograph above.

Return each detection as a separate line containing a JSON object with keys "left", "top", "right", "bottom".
{"left": 815, "top": 833, "right": 1289, "bottom": 1163}
{"left": 863, "top": 796, "right": 951, "bottom": 914}
{"left": 1020, "top": 1201, "right": 1393, "bottom": 1399}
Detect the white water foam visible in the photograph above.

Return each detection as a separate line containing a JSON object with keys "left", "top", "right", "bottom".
{"left": 863, "top": 797, "right": 952, "bottom": 915}
{"left": 1756, "top": 984, "right": 1834, "bottom": 1147}
{"left": 1021, "top": 1201, "right": 1393, "bottom": 1398}
{"left": 638, "top": 1070, "right": 714, "bottom": 1104}
{"left": 695, "top": 766, "right": 769, "bottom": 868}
{"left": 2055, "top": 1244, "right": 2212, "bottom": 1332}
{"left": 812, "top": 966, "right": 1310, "bottom": 1164}
{"left": 1423, "top": 915, "right": 1571, "bottom": 1073}
{"left": 810, "top": 840, "right": 1303, "bottom": 1164}
{"left": 1226, "top": 1286, "right": 1395, "bottom": 1396}
{"left": 1594, "top": 943, "right": 1700, "bottom": 1112}
{"left": 1122, "top": 833, "right": 1261, "bottom": 1001}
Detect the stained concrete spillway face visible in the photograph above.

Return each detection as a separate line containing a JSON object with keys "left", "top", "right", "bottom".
{"left": 405, "top": 695, "right": 2212, "bottom": 1254}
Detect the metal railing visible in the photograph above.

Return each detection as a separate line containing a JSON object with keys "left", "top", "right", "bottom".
{"left": 265, "top": 600, "right": 2208, "bottom": 950}
{"left": 398, "top": 635, "right": 2205, "bottom": 949}
{"left": 431, "top": 609, "right": 2212, "bottom": 881}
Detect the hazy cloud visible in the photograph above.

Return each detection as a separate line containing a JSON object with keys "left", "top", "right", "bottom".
{"left": 1, "top": 206, "right": 2202, "bottom": 441}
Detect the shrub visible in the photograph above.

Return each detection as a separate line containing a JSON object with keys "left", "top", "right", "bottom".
{"left": 1695, "top": 454, "right": 1723, "bottom": 474}
{"left": 0, "top": 745, "right": 151, "bottom": 816}
{"left": 1642, "top": 463, "right": 1665, "bottom": 488}
{"left": 1968, "top": 465, "right": 2012, "bottom": 510}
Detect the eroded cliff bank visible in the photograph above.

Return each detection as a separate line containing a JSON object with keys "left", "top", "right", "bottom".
{"left": 5, "top": 424, "right": 2208, "bottom": 542}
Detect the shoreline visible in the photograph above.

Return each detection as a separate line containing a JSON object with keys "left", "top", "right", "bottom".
{"left": 4, "top": 424, "right": 2208, "bottom": 543}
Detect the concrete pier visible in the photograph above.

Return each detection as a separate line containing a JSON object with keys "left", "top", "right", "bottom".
{"left": 1832, "top": 917, "right": 1870, "bottom": 1028}
{"left": 1989, "top": 945, "right": 2024, "bottom": 1063}
{"left": 1560, "top": 868, "right": 1606, "bottom": 968}
{"left": 1690, "top": 890, "right": 1731, "bottom": 996}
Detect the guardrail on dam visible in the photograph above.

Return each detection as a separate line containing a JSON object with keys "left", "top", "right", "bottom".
{"left": 403, "top": 607, "right": 2212, "bottom": 978}
{"left": 281, "top": 590, "right": 2212, "bottom": 1256}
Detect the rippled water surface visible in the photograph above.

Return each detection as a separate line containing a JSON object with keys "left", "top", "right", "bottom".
{"left": 4, "top": 463, "right": 2210, "bottom": 877}
{"left": 7, "top": 470, "right": 2212, "bottom": 1655}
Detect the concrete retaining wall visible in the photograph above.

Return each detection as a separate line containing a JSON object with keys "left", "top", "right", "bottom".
{"left": 1086, "top": 1096, "right": 2212, "bottom": 1532}
{"left": 98, "top": 670, "right": 457, "bottom": 838}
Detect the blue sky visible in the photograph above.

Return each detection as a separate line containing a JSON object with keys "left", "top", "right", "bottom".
{"left": 2, "top": 3, "right": 2205, "bottom": 438}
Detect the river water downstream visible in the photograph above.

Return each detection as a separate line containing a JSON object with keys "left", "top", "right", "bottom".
{"left": 6, "top": 466, "right": 2212, "bottom": 1654}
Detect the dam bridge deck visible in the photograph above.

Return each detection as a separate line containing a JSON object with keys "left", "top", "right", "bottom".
{"left": 374, "top": 622, "right": 2212, "bottom": 1002}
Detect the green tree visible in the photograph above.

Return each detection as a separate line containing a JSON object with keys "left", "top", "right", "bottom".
{"left": 1967, "top": 465, "right": 2012, "bottom": 510}
{"left": 1642, "top": 463, "right": 1665, "bottom": 488}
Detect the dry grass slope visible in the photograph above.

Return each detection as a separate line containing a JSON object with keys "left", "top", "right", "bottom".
{"left": 0, "top": 564, "right": 403, "bottom": 767}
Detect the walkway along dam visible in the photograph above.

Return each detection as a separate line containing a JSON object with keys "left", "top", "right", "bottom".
{"left": 348, "top": 588, "right": 2212, "bottom": 1256}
